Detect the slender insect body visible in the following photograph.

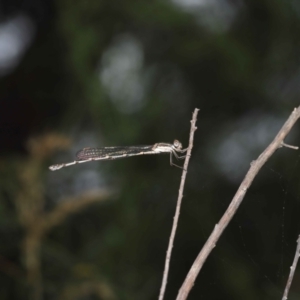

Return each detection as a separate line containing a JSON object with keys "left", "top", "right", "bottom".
{"left": 76, "top": 145, "right": 154, "bottom": 160}
{"left": 49, "top": 140, "right": 187, "bottom": 171}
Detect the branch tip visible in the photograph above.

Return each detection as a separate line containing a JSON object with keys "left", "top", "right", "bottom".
{"left": 281, "top": 142, "right": 299, "bottom": 150}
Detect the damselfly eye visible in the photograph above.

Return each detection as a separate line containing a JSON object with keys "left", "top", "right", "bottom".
{"left": 173, "top": 139, "right": 182, "bottom": 149}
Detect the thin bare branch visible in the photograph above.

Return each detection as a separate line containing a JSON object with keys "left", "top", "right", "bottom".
{"left": 158, "top": 108, "right": 199, "bottom": 300}
{"left": 280, "top": 142, "right": 299, "bottom": 150}
{"left": 177, "top": 106, "right": 300, "bottom": 300}
{"left": 282, "top": 235, "right": 300, "bottom": 300}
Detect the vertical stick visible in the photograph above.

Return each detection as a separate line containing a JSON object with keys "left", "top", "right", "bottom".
{"left": 158, "top": 108, "right": 199, "bottom": 300}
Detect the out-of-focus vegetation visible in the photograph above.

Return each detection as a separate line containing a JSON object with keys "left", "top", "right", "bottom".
{"left": 1, "top": 0, "right": 300, "bottom": 299}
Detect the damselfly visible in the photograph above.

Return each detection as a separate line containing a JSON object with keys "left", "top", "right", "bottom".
{"left": 49, "top": 140, "right": 187, "bottom": 171}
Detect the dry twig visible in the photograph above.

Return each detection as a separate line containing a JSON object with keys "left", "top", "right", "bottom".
{"left": 176, "top": 106, "right": 300, "bottom": 300}
{"left": 282, "top": 235, "right": 300, "bottom": 300}
{"left": 158, "top": 108, "right": 199, "bottom": 300}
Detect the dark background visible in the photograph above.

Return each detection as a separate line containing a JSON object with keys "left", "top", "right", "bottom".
{"left": 1, "top": 0, "right": 300, "bottom": 299}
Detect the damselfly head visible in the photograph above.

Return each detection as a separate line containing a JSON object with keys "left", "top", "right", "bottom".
{"left": 173, "top": 139, "right": 182, "bottom": 150}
